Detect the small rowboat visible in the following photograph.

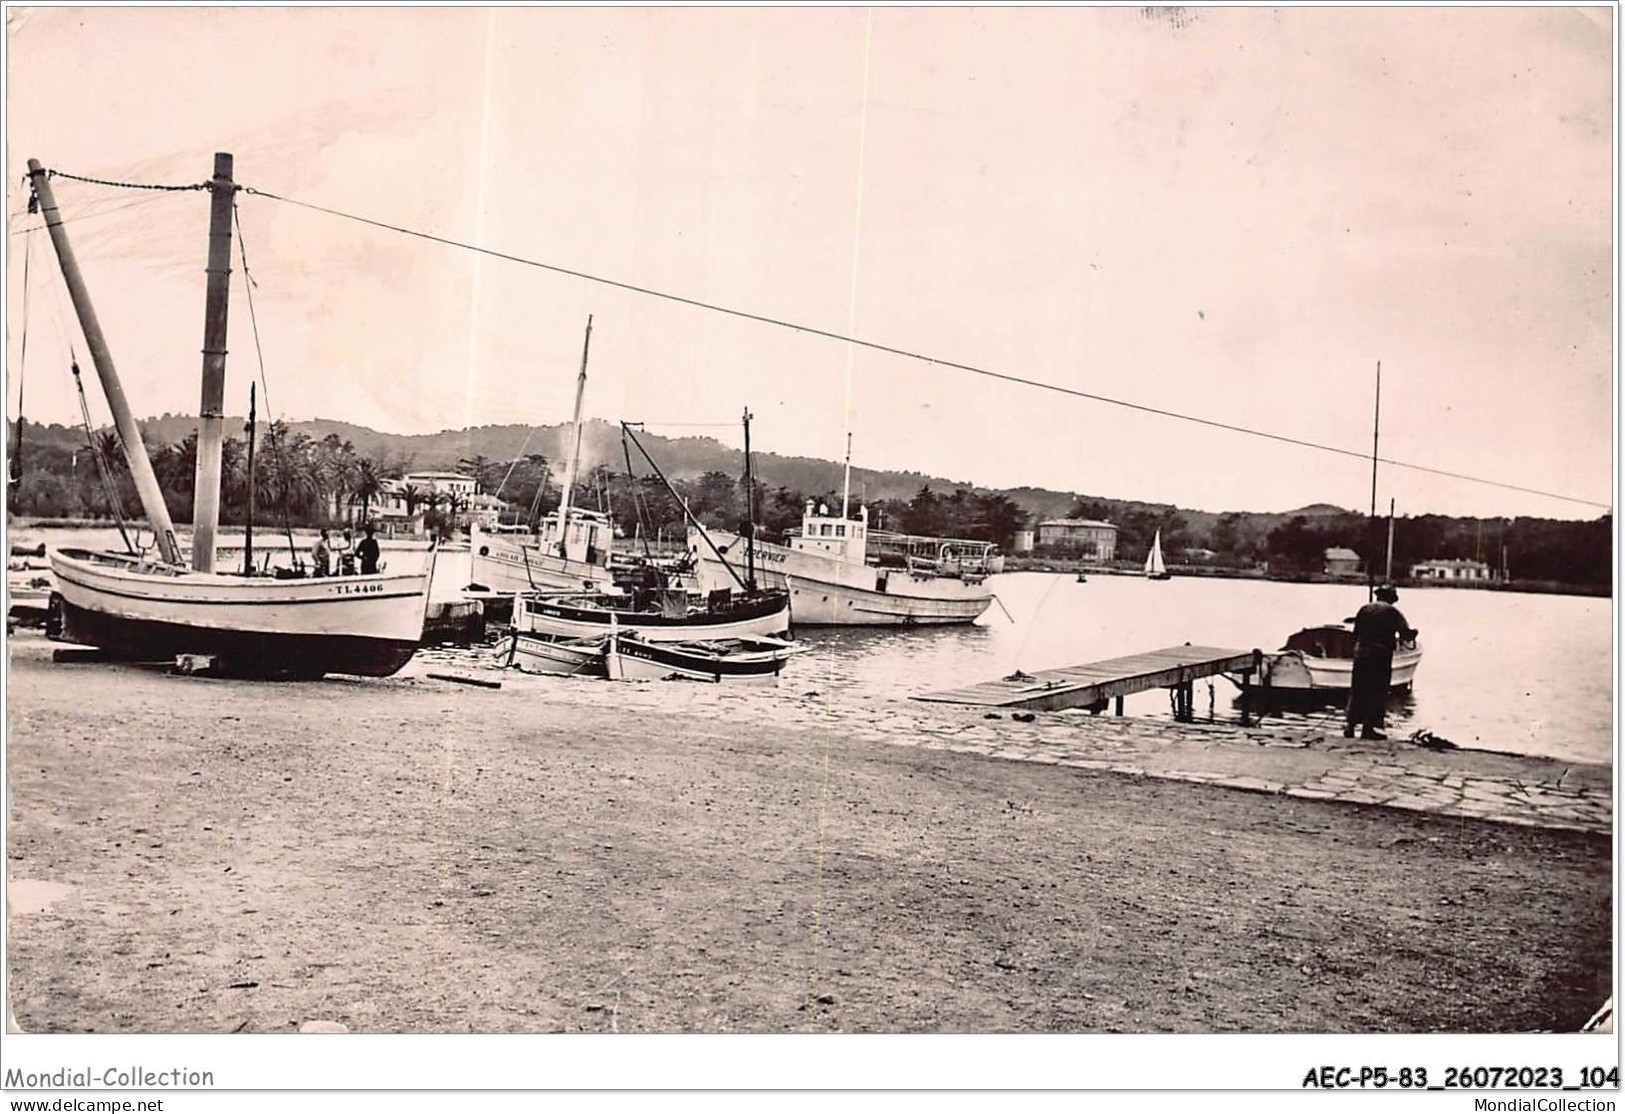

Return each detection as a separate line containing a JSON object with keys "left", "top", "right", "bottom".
{"left": 505, "top": 631, "right": 607, "bottom": 677}
{"left": 605, "top": 631, "right": 804, "bottom": 684}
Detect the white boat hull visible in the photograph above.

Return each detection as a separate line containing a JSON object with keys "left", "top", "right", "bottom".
{"left": 1263, "top": 646, "right": 1423, "bottom": 693}
{"left": 49, "top": 547, "right": 434, "bottom": 677}
{"left": 507, "top": 632, "right": 606, "bottom": 676}
{"left": 469, "top": 529, "right": 614, "bottom": 594}
{"left": 605, "top": 635, "right": 799, "bottom": 684}
{"left": 692, "top": 530, "right": 991, "bottom": 626}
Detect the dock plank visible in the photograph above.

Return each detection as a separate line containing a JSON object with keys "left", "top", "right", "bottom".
{"left": 916, "top": 645, "right": 1261, "bottom": 712}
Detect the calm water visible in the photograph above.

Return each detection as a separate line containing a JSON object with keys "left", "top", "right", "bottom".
{"left": 13, "top": 528, "right": 1614, "bottom": 766}
{"left": 790, "top": 572, "right": 1613, "bottom": 765}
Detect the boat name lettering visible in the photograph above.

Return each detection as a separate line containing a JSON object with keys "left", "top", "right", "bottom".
{"left": 332, "top": 582, "right": 385, "bottom": 595}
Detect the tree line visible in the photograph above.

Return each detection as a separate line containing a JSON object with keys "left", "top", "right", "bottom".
{"left": 9, "top": 427, "right": 1609, "bottom": 586}
{"left": 1055, "top": 500, "right": 1611, "bottom": 587}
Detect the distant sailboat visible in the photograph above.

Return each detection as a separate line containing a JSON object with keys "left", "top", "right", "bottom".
{"left": 1144, "top": 529, "right": 1171, "bottom": 580}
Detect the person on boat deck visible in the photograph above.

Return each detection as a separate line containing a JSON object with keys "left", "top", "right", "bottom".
{"left": 337, "top": 528, "right": 357, "bottom": 575}
{"left": 1343, "top": 584, "right": 1418, "bottom": 741}
{"left": 356, "top": 525, "right": 381, "bottom": 576}
{"left": 311, "top": 529, "right": 333, "bottom": 577}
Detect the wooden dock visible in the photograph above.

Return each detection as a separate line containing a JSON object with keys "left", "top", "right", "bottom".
{"left": 916, "top": 644, "right": 1265, "bottom": 722}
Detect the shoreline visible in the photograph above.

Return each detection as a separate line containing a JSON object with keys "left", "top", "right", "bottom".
{"left": 12, "top": 519, "right": 1610, "bottom": 598}
{"left": 6, "top": 631, "right": 1610, "bottom": 1033}
{"left": 1004, "top": 557, "right": 1610, "bottom": 599}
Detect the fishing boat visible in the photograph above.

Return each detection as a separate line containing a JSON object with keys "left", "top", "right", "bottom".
{"left": 505, "top": 630, "right": 608, "bottom": 677}
{"left": 605, "top": 630, "right": 803, "bottom": 684}
{"left": 514, "top": 588, "right": 790, "bottom": 643}
{"left": 469, "top": 318, "right": 617, "bottom": 594}
{"left": 1143, "top": 529, "right": 1171, "bottom": 580}
{"left": 29, "top": 154, "right": 434, "bottom": 678}
{"left": 514, "top": 417, "right": 794, "bottom": 642}
{"left": 687, "top": 434, "right": 995, "bottom": 626}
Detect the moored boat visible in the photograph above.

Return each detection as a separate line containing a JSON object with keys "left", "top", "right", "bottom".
{"left": 506, "top": 630, "right": 608, "bottom": 677}
{"left": 692, "top": 502, "right": 996, "bottom": 626}
{"left": 1256, "top": 623, "right": 1423, "bottom": 695}
{"left": 26, "top": 154, "right": 434, "bottom": 678}
{"left": 470, "top": 318, "right": 617, "bottom": 594}
{"left": 605, "top": 631, "right": 803, "bottom": 684}
{"left": 515, "top": 588, "right": 790, "bottom": 643}
{"left": 51, "top": 546, "right": 433, "bottom": 677}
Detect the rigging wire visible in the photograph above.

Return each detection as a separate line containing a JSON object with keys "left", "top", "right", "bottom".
{"left": 7, "top": 190, "right": 177, "bottom": 237}
{"left": 11, "top": 230, "right": 29, "bottom": 491}
{"left": 233, "top": 186, "right": 1608, "bottom": 512}
{"left": 232, "top": 199, "right": 300, "bottom": 564}
{"left": 72, "top": 360, "right": 135, "bottom": 553}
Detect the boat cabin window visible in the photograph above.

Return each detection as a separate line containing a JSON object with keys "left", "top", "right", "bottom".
{"left": 835, "top": 525, "right": 846, "bottom": 538}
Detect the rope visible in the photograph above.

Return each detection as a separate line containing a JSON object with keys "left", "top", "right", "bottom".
{"left": 490, "top": 424, "right": 538, "bottom": 501}
{"left": 232, "top": 200, "right": 299, "bottom": 565}
{"left": 240, "top": 186, "right": 1609, "bottom": 511}
{"left": 9, "top": 193, "right": 175, "bottom": 239}
{"left": 72, "top": 361, "right": 134, "bottom": 553}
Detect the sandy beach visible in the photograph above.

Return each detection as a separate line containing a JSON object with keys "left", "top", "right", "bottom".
{"left": 5, "top": 631, "right": 1610, "bottom": 1034}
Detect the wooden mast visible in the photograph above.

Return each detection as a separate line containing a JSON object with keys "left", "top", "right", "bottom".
{"left": 26, "top": 159, "right": 183, "bottom": 565}
{"left": 555, "top": 315, "right": 592, "bottom": 557}
{"left": 1385, "top": 497, "right": 1396, "bottom": 585}
{"left": 1368, "top": 360, "right": 1381, "bottom": 601}
{"left": 742, "top": 406, "right": 757, "bottom": 591}
{"left": 191, "top": 152, "right": 235, "bottom": 573}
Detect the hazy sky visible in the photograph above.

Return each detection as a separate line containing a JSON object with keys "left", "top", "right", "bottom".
{"left": 6, "top": 6, "right": 1613, "bottom": 518}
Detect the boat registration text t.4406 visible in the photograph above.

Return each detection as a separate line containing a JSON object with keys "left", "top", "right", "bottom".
{"left": 330, "top": 581, "right": 386, "bottom": 595}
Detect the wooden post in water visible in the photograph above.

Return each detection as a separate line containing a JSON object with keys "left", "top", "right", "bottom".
{"left": 26, "top": 159, "right": 183, "bottom": 565}
{"left": 192, "top": 152, "right": 235, "bottom": 573}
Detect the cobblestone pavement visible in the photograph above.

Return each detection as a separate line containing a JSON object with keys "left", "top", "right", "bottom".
{"left": 412, "top": 647, "right": 1613, "bottom": 836}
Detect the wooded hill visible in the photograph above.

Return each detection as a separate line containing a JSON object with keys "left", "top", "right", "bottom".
{"left": 9, "top": 415, "right": 1610, "bottom": 587}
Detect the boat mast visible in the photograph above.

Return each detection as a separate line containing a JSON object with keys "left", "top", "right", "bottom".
{"left": 840, "top": 431, "right": 852, "bottom": 520}
{"left": 26, "top": 159, "right": 183, "bottom": 565}
{"left": 243, "top": 382, "right": 257, "bottom": 575}
{"left": 622, "top": 423, "right": 750, "bottom": 591}
{"left": 1367, "top": 360, "right": 1381, "bottom": 601}
{"left": 191, "top": 153, "right": 236, "bottom": 573}
{"left": 10, "top": 232, "right": 27, "bottom": 512}
{"left": 742, "top": 406, "right": 757, "bottom": 591}
{"left": 1384, "top": 497, "right": 1395, "bottom": 585}
{"left": 556, "top": 315, "right": 592, "bottom": 557}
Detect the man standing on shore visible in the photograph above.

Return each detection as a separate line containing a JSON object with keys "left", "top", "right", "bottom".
{"left": 1344, "top": 584, "right": 1418, "bottom": 741}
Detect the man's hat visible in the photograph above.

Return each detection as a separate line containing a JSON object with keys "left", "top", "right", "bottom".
{"left": 1376, "top": 584, "right": 1399, "bottom": 601}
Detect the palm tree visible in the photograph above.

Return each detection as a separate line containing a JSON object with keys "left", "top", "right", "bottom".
{"left": 352, "top": 457, "right": 385, "bottom": 525}
{"left": 400, "top": 483, "right": 427, "bottom": 519}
